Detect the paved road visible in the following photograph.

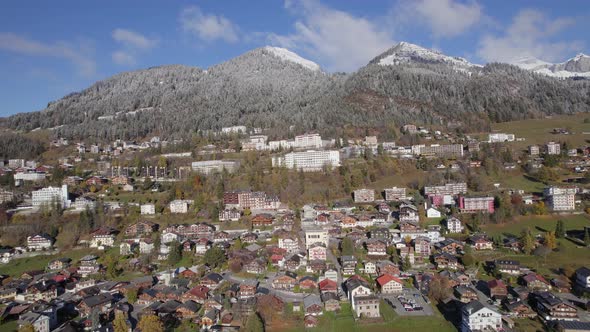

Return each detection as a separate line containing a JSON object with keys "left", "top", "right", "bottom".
{"left": 222, "top": 271, "right": 306, "bottom": 302}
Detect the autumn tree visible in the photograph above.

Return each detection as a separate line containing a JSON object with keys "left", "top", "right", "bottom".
{"left": 544, "top": 231, "right": 557, "bottom": 250}
{"left": 242, "top": 312, "right": 265, "bottom": 332}
{"left": 584, "top": 228, "right": 590, "bottom": 246}
{"left": 137, "top": 314, "right": 164, "bottom": 332}
{"left": 18, "top": 324, "right": 35, "bottom": 332}
{"left": 521, "top": 228, "right": 535, "bottom": 255}
{"left": 113, "top": 313, "right": 129, "bottom": 332}
{"left": 167, "top": 240, "right": 182, "bottom": 266}
{"left": 203, "top": 246, "right": 226, "bottom": 268}
{"left": 428, "top": 275, "right": 452, "bottom": 302}
{"left": 127, "top": 288, "right": 138, "bottom": 304}
{"left": 341, "top": 237, "right": 354, "bottom": 256}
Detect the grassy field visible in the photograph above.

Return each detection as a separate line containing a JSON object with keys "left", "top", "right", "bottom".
{"left": 281, "top": 301, "right": 456, "bottom": 332}
{"left": 479, "top": 214, "right": 590, "bottom": 277}
{"left": 491, "top": 113, "right": 590, "bottom": 150}
{"left": 0, "top": 319, "right": 17, "bottom": 332}
{"left": 0, "top": 248, "right": 93, "bottom": 277}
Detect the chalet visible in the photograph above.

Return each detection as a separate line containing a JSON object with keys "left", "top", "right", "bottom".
{"left": 341, "top": 255, "right": 357, "bottom": 275}
{"left": 27, "top": 234, "right": 53, "bottom": 251}
{"left": 307, "top": 259, "right": 326, "bottom": 274}
{"left": 346, "top": 277, "right": 372, "bottom": 310}
{"left": 376, "top": 274, "right": 403, "bottom": 294}
{"left": 47, "top": 258, "right": 71, "bottom": 271}
{"left": 181, "top": 240, "right": 194, "bottom": 252}
{"left": 119, "top": 241, "right": 136, "bottom": 255}
{"left": 364, "top": 261, "right": 377, "bottom": 275}
{"left": 251, "top": 214, "right": 274, "bottom": 227}
{"left": 285, "top": 254, "right": 304, "bottom": 271}
{"left": 468, "top": 234, "right": 493, "bottom": 250}
{"left": 244, "top": 259, "right": 266, "bottom": 275}
{"left": 299, "top": 276, "right": 318, "bottom": 290}
{"left": 219, "top": 209, "right": 241, "bottom": 222}
{"left": 139, "top": 239, "right": 155, "bottom": 254}
{"left": 318, "top": 279, "right": 338, "bottom": 294}
{"left": 414, "top": 236, "right": 431, "bottom": 258}
{"left": 201, "top": 309, "right": 219, "bottom": 327}
{"left": 241, "top": 232, "right": 258, "bottom": 244}
{"left": 18, "top": 312, "right": 50, "bottom": 332}
{"left": 85, "top": 176, "right": 107, "bottom": 186}
{"left": 321, "top": 292, "right": 341, "bottom": 312}
{"left": 533, "top": 291, "right": 578, "bottom": 321}
{"left": 77, "top": 255, "right": 100, "bottom": 277}
{"left": 399, "top": 221, "right": 420, "bottom": 233}
{"left": 176, "top": 300, "right": 201, "bottom": 319}
{"left": 125, "top": 221, "right": 157, "bottom": 237}
{"left": 89, "top": 227, "right": 117, "bottom": 249}
{"left": 454, "top": 286, "right": 478, "bottom": 303}
{"left": 212, "top": 231, "right": 230, "bottom": 243}
{"left": 195, "top": 238, "right": 211, "bottom": 255}
{"left": 494, "top": 259, "right": 521, "bottom": 275}
{"left": 487, "top": 279, "right": 508, "bottom": 300}
{"left": 433, "top": 253, "right": 460, "bottom": 270}
{"left": 272, "top": 273, "right": 298, "bottom": 291}
{"left": 238, "top": 281, "right": 257, "bottom": 299}
{"left": 377, "top": 261, "right": 400, "bottom": 276}
{"left": 200, "top": 273, "right": 224, "bottom": 289}
{"left": 340, "top": 215, "right": 358, "bottom": 228}
{"left": 278, "top": 236, "right": 300, "bottom": 253}
{"left": 504, "top": 301, "right": 536, "bottom": 318}
{"left": 304, "top": 295, "right": 323, "bottom": 316}
{"left": 399, "top": 246, "right": 415, "bottom": 265}
{"left": 522, "top": 273, "right": 551, "bottom": 291}
{"left": 304, "top": 315, "right": 319, "bottom": 328}
{"left": 308, "top": 243, "right": 327, "bottom": 261}
{"left": 399, "top": 203, "right": 419, "bottom": 223}
{"left": 183, "top": 286, "right": 210, "bottom": 304}
{"left": 370, "top": 228, "right": 390, "bottom": 240}
{"left": 366, "top": 239, "right": 387, "bottom": 256}
{"left": 77, "top": 293, "right": 114, "bottom": 317}
{"left": 436, "top": 238, "right": 464, "bottom": 254}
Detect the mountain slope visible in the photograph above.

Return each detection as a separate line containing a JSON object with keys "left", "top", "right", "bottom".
{"left": 512, "top": 54, "right": 590, "bottom": 78}
{"left": 2, "top": 43, "right": 590, "bottom": 141}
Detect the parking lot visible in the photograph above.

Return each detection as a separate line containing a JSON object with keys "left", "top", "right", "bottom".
{"left": 382, "top": 289, "right": 435, "bottom": 316}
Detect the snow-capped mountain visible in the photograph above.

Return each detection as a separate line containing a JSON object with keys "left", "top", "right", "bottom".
{"left": 262, "top": 46, "right": 321, "bottom": 72}
{"left": 371, "top": 42, "right": 479, "bottom": 72}
{"left": 512, "top": 54, "right": 590, "bottom": 78}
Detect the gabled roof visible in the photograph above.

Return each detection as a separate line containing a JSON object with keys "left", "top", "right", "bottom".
{"left": 376, "top": 274, "right": 402, "bottom": 286}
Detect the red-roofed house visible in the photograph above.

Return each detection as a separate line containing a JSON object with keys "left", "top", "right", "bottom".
{"left": 376, "top": 274, "right": 403, "bottom": 294}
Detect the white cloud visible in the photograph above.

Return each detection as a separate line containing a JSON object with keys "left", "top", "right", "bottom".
{"left": 111, "top": 28, "right": 157, "bottom": 66}
{"left": 270, "top": 0, "right": 394, "bottom": 72}
{"left": 397, "top": 0, "right": 482, "bottom": 38}
{"left": 180, "top": 6, "right": 239, "bottom": 43}
{"left": 112, "top": 28, "right": 157, "bottom": 50}
{"left": 477, "top": 9, "right": 581, "bottom": 62}
{"left": 0, "top": 32, "right": 95, "bottom": 76}
{"left": 112, "top": 50, "right": 136, "bottom": 65}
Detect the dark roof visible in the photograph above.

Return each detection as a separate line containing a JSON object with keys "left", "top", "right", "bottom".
{"left": 81, "top": 293, "right": 113, "bottom": 307}
{"left": 556, "top": 321, "right": 590, "bottom": 331}
{"left": 576, "top": 267, "right": 590, "bottom": 278}
{"left": 203, "top": 272, "right": 223, "bottom": 283}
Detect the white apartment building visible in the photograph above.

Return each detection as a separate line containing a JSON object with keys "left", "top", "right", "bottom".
{"left": 221, "top": 125, "right": 247, "bottom": 134}
{"left": 354, "top": 189, "right": 375, "bottom": 203}
{"left": 546, "top": 142, "right": 561, "bottom": 155}
{"left": 0, "top": 189, "right": 14, "bottom": 204}
{"left": 294, "top": 133, "right": 323, "bottom": 149}
{"left": 32, "top": 185, "right": 70, "bottom": 208}
{"left": 72, "top": 197, "right": 96, "bottom": 211}
{"left": 384, "top": 187, "right": 407, "bottom": 201}
{"left": 305, "top": 228, "right": 329, "bottom": 249}
{"left": 544, "top": 187, "right": 576, "bottom": 211}
{"left": 461, "top": 301, "right": 502, "bottom": 332}
{"left": 424, "top": 182, "right": 468, "bottom": 196}
{"left": 272, "top": 150, "right": 341, "bottom": 172}
{"left": 141, "top": 204, "right": 156, "bottom": 215}
{"left": 14, "top": 172, "right": 47, "bottom": 182}
{"left": 169, "top": 200, "right": 189, "bottom": 213}
{"left": 446, "top": 217, "right": 464, "bottom": 233}
{"left": 488, "top": 133, "right": 515, "bottom": 143}
{"left": 8, "top": 159, "right": 25, "bottom": 168}
{"left": 191, "top": 160, "right": 240, "bottom": 175}
{"left": 268, "top": 140, "right": 295, "bottom": 151}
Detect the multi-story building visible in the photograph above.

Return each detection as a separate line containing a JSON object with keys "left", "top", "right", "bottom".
{"left": 529, "top": 145, "right": 540, "bottom": 156}
{"left": 223, "top": 191, "right": 280, "bottom": 210}
{"left": 72, "top": 197, "right": 96, "bottom": 211}
{"left": 272, "top": 150, "right": 340, "bottom": 172}
{"left": 191, "top": 160, "right": 240, "bottom": 175}
{"left": 218, "top": 209, "right": 241, "bottom": 221}
{"left": 294, "top": 133, "right": 323, "bottom": 149}
{"left": 77, "top": 255, "right": 100, "bottom": 277}
{"left": 413, "top": 144, "right": 464, "bottom": 158}
{"left": 0, "top": 189, "right": 14, "bottom": 204}
{"left": 353, "top": 295, "right": 380, "bottom": 318}
{"left": 305, "top": 228, "right": 328, "bottom": 249}
{"left": 488, "top": 133, "right": 515, "bottom": 143}
{"left": 534, "top": 291, "right": 578, "bottom": 321}
{"left": 424, "top": 182, "right": 467, "bottom": 197}
{"left": 169, "top": 200, "right": 190, "bottom": 213}
{"left": 27, "top": 234, "right": 53, "bottom": 251}
{"left": 546, "top": 142, "right": 561, "bottom": 155}
{"left": 544, "top": 186, "right": 576, "bottom": 211}
{"left": 354, "top": 189, "right": 375, "bottom": 203}
{"left": 141, "top": 204, "right": 156, "bottom": 215}
{"left": 459, "top": 196, "right": 495, "bottom": 213}
{"left": 221, "top": 125, "right": 247, "bottom": 134}
{"left": 446, "top": 216, "right": 464, "bottom": 233}
{"left": 384, "top": 187, "right": 407, "bottom": 201}
{"left": 32, "top": 185, "right": 70, "bottom": 208}
{"left": 14, "top": 171, "right": 47, "bottom": 182}
{"left": 18, "top": 312, "right": 50, "bottom": 332}
{"left": 461, "top": 300, "right": 502, "bottom": 332}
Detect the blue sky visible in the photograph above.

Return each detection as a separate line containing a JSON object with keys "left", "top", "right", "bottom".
{"left": 1, "top": 0, "right": 589, "bottom": 116}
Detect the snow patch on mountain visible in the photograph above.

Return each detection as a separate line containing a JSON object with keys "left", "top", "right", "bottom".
{"left": 377, "top": 42, "right": 479, "bottom": 70}
{"left": 263, "top": 46, "right": 321, "bottom": 72}
{"left": 512, "top": 54, "right": 590, "bottom": 78}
